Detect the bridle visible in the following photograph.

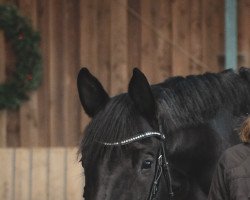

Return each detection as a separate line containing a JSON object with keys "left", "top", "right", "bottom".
{"left": 101, "top": 131, "right": 174, "bottom": 200}
{"left": 148, "top": 135, "right": 174, "bottom": 200}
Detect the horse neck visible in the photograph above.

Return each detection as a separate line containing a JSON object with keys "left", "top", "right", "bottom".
{"left": 208, "top": 108, "right": 242, "bottom": 149}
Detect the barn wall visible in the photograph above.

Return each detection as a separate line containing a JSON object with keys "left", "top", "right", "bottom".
{"left": 0, "top": 147, "right": 83, "bottom": 200}
{"left": 0, "top": 0, "right": 249, "bottom": 147}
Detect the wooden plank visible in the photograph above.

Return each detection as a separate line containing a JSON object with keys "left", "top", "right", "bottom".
{"left": 66, "top": 148, "right": 84, "bottom": 200}
{"left": 127, "top": 0, "right": 141, "bottom": 77}
{"left": 202, "top": 0, "right": 224, "bottom": 72}
{"left": 97, "top": 0, "right": 111, "bottom": 92}
{"left": 79, "top": 0, "right": 99, "bottom": 77}
{"left": 36, "top": 0, "right": 50, "bottom": 146}
{"left": 0, "top": 0, "right": 15, "bottom": 4}
{"left": 1, "top": 2, "right": 20, "bottom": 147}
{"left": 140, "top": 0, "right": 157, "bottom": 83}
{"left": 19, "top": 0, "right": 40, "bottom": 147}
{"left": 171, "top": 0, "right": 191, "bottom": 76}
{"left": 48, "top": 0, "right": 65, "bottom": 146}
{"left": 7, "top": 110, "right": 20, "bottom": 147}
{"left": 31, "top": 148, "right": 48, "bottom": 200}
{"left": 153, "top": 0, "right": 172, "bottom": 80}
{"left": 0, "top": 148, "right": 14, "bottom": 200}
{"left": 131, "top": 0, "right": 172, "bottom": 81}
{"left": 79, "top": 0, "right": 89, "bottom": 70}
{"left": 62, "top": 0, "right": 81, "bottom": 146}
{"left": 4, "top": 4, "right": 20, "bottom": 147}
{"left": 238, "top": 0, "right": 250, "bottom": 67}
{"left": 79, "top": 0, "right": 96, "bottom": 131}
{"left": 189, "top": 0, "right": 204, "bottom": 74}
{"left": 110, "top": 0, "right": 128, "bottom": 95}
{"left": 18, "top": 0, "right": 38, "bottom": 25}
{"left": 14, "top": 148, "right": 30, "bottom": 200}
{"left": 0, "top": 30, "right": 7, "bottom": 147}
{"left": 20, "top": 93, "right": 39, "bottom": 147}
{"left": 48, "top": 148, "right": 65, "bottom": 200}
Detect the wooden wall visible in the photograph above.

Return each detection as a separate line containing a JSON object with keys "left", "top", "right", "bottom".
{"left": 0, "top": 0, "right": 249, "bottom": 147}
{"left": 0, "top": 147, "right": 83, "bottom": 200}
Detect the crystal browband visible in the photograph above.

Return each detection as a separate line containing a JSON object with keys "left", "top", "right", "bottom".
{"left": 101, "top": 132, "right": 165, "bottom": 146}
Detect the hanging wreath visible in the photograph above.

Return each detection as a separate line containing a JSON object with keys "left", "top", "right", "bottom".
{"left": 0, "top": 5, "right": 42, "bottom": 110}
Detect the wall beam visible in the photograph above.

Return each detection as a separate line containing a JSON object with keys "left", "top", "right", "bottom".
{"left": 225, "top": 0, "right": 238, "bottom": 70}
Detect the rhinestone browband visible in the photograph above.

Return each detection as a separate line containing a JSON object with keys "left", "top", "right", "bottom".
{"left": 101, "top": 132, "right": 165, "bottom": 146}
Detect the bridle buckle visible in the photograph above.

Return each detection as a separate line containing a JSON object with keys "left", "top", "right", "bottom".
{"left": 158, "top": 154, "right": 163, "bottom": 166}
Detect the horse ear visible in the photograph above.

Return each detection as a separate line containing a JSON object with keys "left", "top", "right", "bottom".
{"left": 128, "top": 68, "right": 156, "bottom": 120}
{"left": 77, "top": 68, "right": 110, "bottom": 117}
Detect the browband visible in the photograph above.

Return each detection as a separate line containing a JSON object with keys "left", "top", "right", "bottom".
{"left": 101, "top": 132, "right": 165, "bottom": 146}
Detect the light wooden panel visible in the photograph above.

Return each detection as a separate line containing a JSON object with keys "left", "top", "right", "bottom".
{"left": 48, "top": 148, "right": 65, "bottom": 200}
{"left": 31, "top": 149, "right": 48, "bottom": 200}
{"left": 66, "top": 148, "right": 84, "bottom": 200}
{"left": 0, "top": 148, "right": 83, "bottom": 200}
{"left": 0, "top": 148, "right": 14, "bottom": 200}
{"left": 14, "top": 148, "right": 30, "bottom": 200}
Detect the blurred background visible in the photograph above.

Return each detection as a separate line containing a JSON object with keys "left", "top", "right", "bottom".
{"left": 0, "top": 0, "right": 249, "bottom": 199}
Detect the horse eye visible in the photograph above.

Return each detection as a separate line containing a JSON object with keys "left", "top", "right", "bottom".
{"left": 141, "top": 160, "right": 153, "bottom": 169}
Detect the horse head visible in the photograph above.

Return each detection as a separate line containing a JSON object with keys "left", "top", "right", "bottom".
{"left": 77, "top": 67, "right": 250, "bottom": 200}
{"left": 77, "top": 68, "right": 181, "bottom": 199}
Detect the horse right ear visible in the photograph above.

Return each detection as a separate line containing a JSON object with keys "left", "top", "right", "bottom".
{"left": 77, "top": 68, "right": 110, "bottom": 117}
{"left": 128, "top": 68, "right": 156, "bottom": 121}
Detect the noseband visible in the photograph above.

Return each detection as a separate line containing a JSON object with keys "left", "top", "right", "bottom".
{"left": 101, "top": 132, "right": 174, "bottom": 200}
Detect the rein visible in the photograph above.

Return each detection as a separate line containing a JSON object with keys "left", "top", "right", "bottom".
{"left": 100, "top": 131, "right": 174, "bottom": 200}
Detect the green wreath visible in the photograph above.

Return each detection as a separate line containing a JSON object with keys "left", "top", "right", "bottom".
{"left": 0, "top": 5, "right": 42, "bottom": 110}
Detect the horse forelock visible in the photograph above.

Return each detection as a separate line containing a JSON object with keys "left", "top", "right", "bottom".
{"left": 79, "top": 93, "right": 154, "bottom": 162}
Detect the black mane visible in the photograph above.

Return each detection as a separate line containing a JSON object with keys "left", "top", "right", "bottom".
{"left": 80, "top": 69, "right": 250, "bottom": 160}
{"left": 155, "top": 69, "right": 250, "bottom": 132}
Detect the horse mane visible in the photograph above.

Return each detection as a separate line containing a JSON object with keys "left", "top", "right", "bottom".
{"left": 79, "top": 69, "right": 250, "bottom": 160}
{"left": 155, "top": 69, "right": 250, "bottom": 132}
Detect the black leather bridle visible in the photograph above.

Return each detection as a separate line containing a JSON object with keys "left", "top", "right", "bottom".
{"left": 147, "top": 137, "right": 174, "bottom": 200}
{"left": 101, "top": 132, "right": 174, "bottom": 200}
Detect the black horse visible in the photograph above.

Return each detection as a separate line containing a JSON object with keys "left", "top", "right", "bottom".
{"left": 77, "top": 67, "right": 250, "bottom": 200}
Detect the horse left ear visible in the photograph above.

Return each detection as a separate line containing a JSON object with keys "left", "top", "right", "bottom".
{"left": 128, "top": 68, "right": 156, "bottom": 120}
